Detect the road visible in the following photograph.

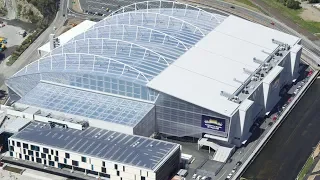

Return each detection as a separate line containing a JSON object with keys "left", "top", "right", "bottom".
{"left": 0, "top": 0, "right": 68, "bottom": 91}
{"left": 242, "top": 79, "right": 320, "bottom": 180}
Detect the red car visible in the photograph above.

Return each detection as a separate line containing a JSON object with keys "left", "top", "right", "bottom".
{"left": 272, "top": 115, "right": 278, "bottom": 121}
{"left": 270, "top": 22, "right": 275, "bottom": 25}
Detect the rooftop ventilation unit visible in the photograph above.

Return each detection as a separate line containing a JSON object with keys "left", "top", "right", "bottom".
{"left": 251, "top": 76, "right": 258, "bottom": 81}
{"left": 272, "top": 39, "right": 285, "bottom": 46}
{"left": 220, "top": 91, "right": 233, "bottom": 98}
{"left": 253, "top": 58, "right": 264, "bottom": 64}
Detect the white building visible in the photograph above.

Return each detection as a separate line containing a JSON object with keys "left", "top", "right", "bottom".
{"left": 6, "top": 0, "right": 302, "bottom": 164}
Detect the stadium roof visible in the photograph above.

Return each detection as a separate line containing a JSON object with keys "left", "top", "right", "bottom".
{"left": 147, "top": 16, "right": 300, "bottom": 116}
{"left": 7, "top": 0, "right": 226, "bottom": 104}
{"left": 11, "top": 121, "right": 179, "bottom": 171}
{"left": 18, "top": 82, "right": 154, "bottom": 127}
{"left": 7, "top": 1, "right": 300, "bottom": 118}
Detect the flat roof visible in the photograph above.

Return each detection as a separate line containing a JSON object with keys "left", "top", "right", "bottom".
{"left": 147, "top": 15, "right": 300, "bottom": 116}
{"left": 18, "top": 82, "right": 154, "bottom": 127}
{"left": 3, "top": 118, "right": 31, "bottom": 133}
{"left": 11, "top": 121, "right": 179, "bottom": 171}
{"left": 38, "top": 20, "right": 96, "bottom": 53}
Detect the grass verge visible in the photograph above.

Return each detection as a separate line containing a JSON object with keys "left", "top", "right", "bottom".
{"left": 260, "top": 0, "right": 320, "bottom": 35}
{"left": 297, "top": 156, "right": 314, "bottom": 180}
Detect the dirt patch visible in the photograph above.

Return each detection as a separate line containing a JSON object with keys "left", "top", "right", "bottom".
{"left": 300, "top": 2, "right": 320, "bottom": 22}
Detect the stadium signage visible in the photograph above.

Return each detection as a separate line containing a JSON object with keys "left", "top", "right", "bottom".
{"left": 201, "top": 115, "right": 226, "bottom": 132}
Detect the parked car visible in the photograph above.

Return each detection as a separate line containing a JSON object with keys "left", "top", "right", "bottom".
{"left": 192, "top": 174, "right": 198, "bottom": 179}
{"left": 236, "top": 161, "right": 242, "bottom": 166}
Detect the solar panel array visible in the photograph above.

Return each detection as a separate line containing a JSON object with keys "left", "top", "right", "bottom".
{"left": 18, "top": 82, "right": 154, "bottom": 127}
{"left": 7, "top": 0, "right": 227, "bottom": 103}
{"left": 12, "top": 121, "right": 179, "bottom": 170}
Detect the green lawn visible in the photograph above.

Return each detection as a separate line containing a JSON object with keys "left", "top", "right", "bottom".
{"left": 297, "top": 156, "right": 314, "bottom": 180}
{"left": 260, "top": 0, "right": 320, "bottom": 34}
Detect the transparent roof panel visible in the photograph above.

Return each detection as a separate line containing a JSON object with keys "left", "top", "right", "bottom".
{"left": 8, "top": 2, "right": 227, "bottom": 103}
{"left": 18, "top": 82, "right": 154, "bottom": 127}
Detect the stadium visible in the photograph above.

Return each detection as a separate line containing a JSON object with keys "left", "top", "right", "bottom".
{"left": 2, "top": 0, "right": 302, "bottom": 179}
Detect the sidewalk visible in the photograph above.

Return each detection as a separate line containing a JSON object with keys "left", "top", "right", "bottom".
{"left": 0, "top": 163, "right": 66, "bottom": 180}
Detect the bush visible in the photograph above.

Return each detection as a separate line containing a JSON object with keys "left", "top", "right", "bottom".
{"left": 286, "top": 0, "right": 301, "bottom": 9}
{"left": 277, "top": 0, "right": 301, "bottom": 9}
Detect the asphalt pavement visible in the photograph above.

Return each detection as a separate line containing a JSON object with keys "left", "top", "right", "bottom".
{"left": 243, "top": 79, "right": 320, "bottom": 180}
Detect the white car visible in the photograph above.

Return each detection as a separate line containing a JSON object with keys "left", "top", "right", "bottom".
{"left": 192, "top": 174, "right": 198, "bottom": 179}
{"left": 196, "top": 175, "right": 202, "bottom": 180}
{"left": 201, "top": 176, "right": 208, "bottom": 180}
{"left": 226, "top": 175, "right": 232, "bottom": 179}
{"left": 231, "top": 169, "right": 236, "bottom": 173}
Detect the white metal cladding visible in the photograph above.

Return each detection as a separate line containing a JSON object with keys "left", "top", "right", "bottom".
{"left": 8, "top": 1, "right": 226, "bottom": 103}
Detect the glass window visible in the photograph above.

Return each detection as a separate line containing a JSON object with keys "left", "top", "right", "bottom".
{"left": 64, "top": 158, "right": 67, "bottom": 164}
{"left": 48, "top": 155, "right": 51, "bottom": 160}
{"left": 102, "top": 161, "right": 105, "bottom": 167}
{"left": 117, "top": 171, "right": 120, "bottom": 176}
{"left": 49, "top": 161, "right": 54, "bottom": 166}
{"left": 41, "top": 153, "right": 46, "bottom": 158}
{"left": 72, "top": 160, "right": 79, "bottom": 166}
{"left": 43, "top": 148, "right": 49, "bottom": 154}
{"left": 25, "top": 155, "right": 29, "bottom": 160}
{"left": 81, "top": 156, "right": 86, "bottom": 163}
{"left": 12, "top": 140, "right": 15, "bottom": 146}
{"left": 44, "top": 160, "right": 47, "bottom": 165}
{"left": 141, "top": 177, "right": 146, "bottom": 180}
{"left": 28, "top": 150, "right": 33, "bottom": 156}
{"left": 36, "top": 158, "right": 42, "bottom": 163}
{"left": 65, "top": 153, "right": 70, "bottom": 159}
{"left": 101, "top": 167, "right": 106, "bottom": 173}
{"left": 19, "top": 154, "right": 22, "bottom": 159}
{"left": 9, "top": 146, "right": 14, "bottom": 151}
{"left": 51, "top": 150, "right": 54, "bottom": 155}
{"left": 23, "top": 149, "right": 26, "bottom": 154}
{"left": 55, "top": 150, "right": 58, "bottom": 156}
{"left": 9, "top": 151, "right": 13, "bottom": 157}
{"left": 23, "top": 143, "right": 28, "bottom": 149}
{"left": 17, "top": 142, "right": 21, "bottom": 147}
{"left": 55, "top": 156, "right": 59, "bottom": 162}
{"left": 31, "top": 157, "right": 34, "bottom": 162}
{"left": 114, "top": 164, "right": 118, "bottom": 169}
{"left": 36, "top": 152, "right": 39, "bottom": 157}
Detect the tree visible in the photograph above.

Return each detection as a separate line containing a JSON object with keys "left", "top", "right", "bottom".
{"left": 286, "top": 0, "right": 301, "bottom": 9}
